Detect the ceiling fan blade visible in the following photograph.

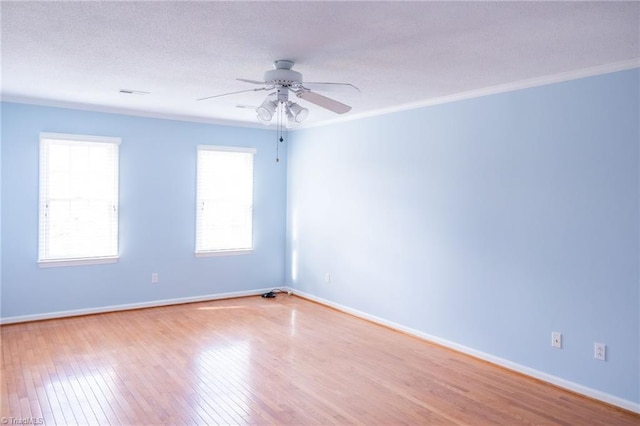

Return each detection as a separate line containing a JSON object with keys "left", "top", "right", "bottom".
{"left": 302, "top": 82, "right": 360, "bottom": 93}
{"left": 197, "top": 87, "right": 266, "bottom": 101}
{"left": 296, "top": 90, "right": 352, "bottom": 114}
{"left": 237, "top": 78, "right": 266, "bottom": 85}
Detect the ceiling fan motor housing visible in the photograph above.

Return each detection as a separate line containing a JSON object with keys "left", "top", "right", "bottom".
{"left": 263, "top": 69, "right": 303, "bottom": 87}
{"left": 265, "top": 61, "right": 301, "bottom": 103}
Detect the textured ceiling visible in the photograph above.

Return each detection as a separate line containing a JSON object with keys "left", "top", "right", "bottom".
{"left": 1, "top": 1, "right": 639, "bottom": 128}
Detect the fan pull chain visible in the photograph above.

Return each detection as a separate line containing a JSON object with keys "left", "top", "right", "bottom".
{"left": 276, "top": 102, "right": 284, "bottom": 162}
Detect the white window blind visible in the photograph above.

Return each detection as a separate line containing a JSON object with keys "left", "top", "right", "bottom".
{"left": 39, "top": 133, "right": 120, "bottom": 266}
{"left": 196, "top": 146, "right": 255, "bottom": 256}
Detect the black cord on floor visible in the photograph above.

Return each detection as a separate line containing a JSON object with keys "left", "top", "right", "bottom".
{"left": 261, "top": 288, "right": 291, "bottom": 298}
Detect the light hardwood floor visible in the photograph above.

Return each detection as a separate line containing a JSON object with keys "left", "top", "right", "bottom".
{"left": 1, "top": 295, "right": 638, "bottom": 425}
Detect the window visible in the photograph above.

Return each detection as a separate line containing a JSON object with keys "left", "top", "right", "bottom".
{"left": 39, "top": 133, "right": 120, "bottom": 266}
{"left": 196, "top": 146, "right": 255, "bottom": 256}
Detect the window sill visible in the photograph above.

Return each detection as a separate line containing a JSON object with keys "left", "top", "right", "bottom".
{"left": 38, "top": 256, "right": 119, "bottom": 268}
{"left": 195, "top": 249, "right": 253, "bottom": 258}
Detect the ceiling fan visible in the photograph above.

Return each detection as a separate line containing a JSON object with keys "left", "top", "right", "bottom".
{"left": 198, "top": 60, "right": 359, "bottom": 128}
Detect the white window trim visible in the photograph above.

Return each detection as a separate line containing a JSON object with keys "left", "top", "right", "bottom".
{"left": 38, "top": 256, "right": 118, "bottom": 268}
{"left": 38, "top": 132, "right": 121, "bottom": 267}
{"left": 195, "top": 249, "right": 253, "bottom": 258}
{"left": 40, "top": 132, "right": 121, "bottom": 145}
{"left": 197, "top": 145, "right": 257, "bottom": 154}
{"left": 195, "top": 145, "right": 256, "bottom": 257}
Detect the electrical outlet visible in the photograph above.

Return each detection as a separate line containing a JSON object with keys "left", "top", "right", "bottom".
{"left": 151, "top": 272, "right": 159, "bottom": 284}
{"left": 551, "top": 332, "right": 562, "bottom": 349}
{"left": 594, "top": 343, "right": 606, "bottom": 361}
{"left": 324, "top": 273, "right": 331, "bottom": 284}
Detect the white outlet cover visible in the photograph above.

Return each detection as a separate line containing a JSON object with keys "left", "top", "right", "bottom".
{"left": 594, "top": 343, "right": 606, "bottom": 361}
{"left": 551, "top": 332, "right": 562, "bottom": 349}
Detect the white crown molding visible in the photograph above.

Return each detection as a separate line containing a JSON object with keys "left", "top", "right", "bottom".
{"left": 301, "top": 58, "right": 640, "bottom": 129}
{"left": 291, "top": 289, "right": 640, "bottom": 414}
{"left": 0, "top": 94, "right": 269, "bottom": 130}
{"left": 2, "top": 59, "right": 638, "bottom": 130}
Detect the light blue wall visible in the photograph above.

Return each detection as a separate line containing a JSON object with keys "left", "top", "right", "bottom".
{"left": 286, "top": 69, "right": 640, "bottom": 404}
{"left": 1, "top": 103, "right": 287, "bottom": 318}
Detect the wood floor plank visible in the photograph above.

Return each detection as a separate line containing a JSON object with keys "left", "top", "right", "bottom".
{"left": 1, "top": 295, "right": 638, "bottom": 425}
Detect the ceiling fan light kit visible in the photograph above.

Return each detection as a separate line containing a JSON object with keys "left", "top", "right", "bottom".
{"left": 257, "top": 98, "right": 278, "bottom": 122}
{"left": 255, "top": 96, "right": 308, "bottom": 129}
{"left": 288, "top": 102, "right": 309, "bottom": 123}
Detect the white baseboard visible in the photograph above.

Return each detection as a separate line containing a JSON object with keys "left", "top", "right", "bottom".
{"left": 291, "top": 289, "right": 640, "bottom": 414}
{"left": 0, "top": 287, "right": 277, "bottom": 325}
